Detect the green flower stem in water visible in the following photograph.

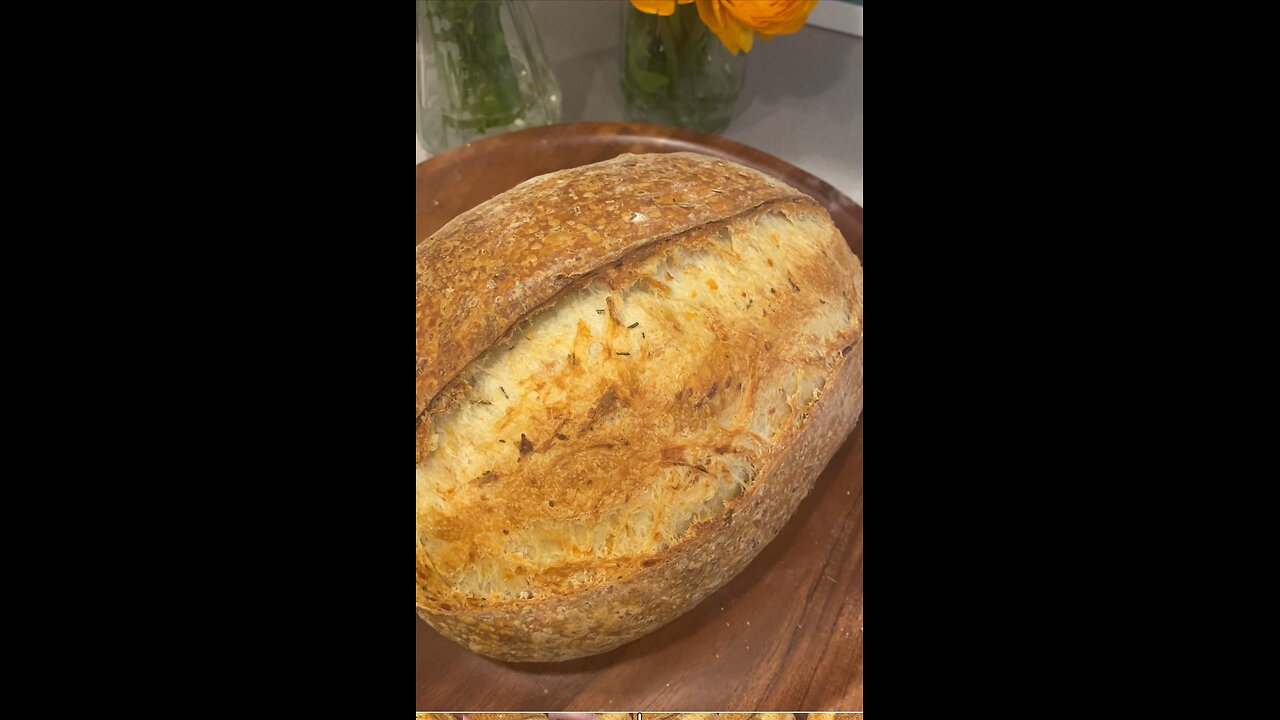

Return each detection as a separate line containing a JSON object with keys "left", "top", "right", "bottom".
{"left": 425, "top": 0, "right": 523, "bottom": 132}
{"left": 621, "top": 3, "right": 745, "bottom": 134}
{"left": 658, "top": 13, "right": 682, "bottom": 97}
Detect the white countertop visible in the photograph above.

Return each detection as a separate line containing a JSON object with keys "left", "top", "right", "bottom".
{"left": 416, "top": 0, "right": 863, "bottom": 208}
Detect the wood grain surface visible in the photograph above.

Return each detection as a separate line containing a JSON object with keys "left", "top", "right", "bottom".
{"left": 416, "top": 123, "right": 863, "bottom": 711}
{"left": 416, "top": 715, "right": 860, "bottom": 720}
{"left": 415, "top": 715, "right": 859, "bottom": 720}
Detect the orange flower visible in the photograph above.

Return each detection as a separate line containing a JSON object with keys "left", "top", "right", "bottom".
{"left": 694, "top": 0, "right": 818, "bottom": 54}
{"left": 628, "top": 0, "right": 696, "bottom": 17}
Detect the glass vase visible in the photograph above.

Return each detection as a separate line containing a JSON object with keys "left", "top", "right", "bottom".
{"left": 620, "top": 2, "right": 748, "bottom": 134}
{"left": 416, "top": 0, "right": 562, "bottom": 154}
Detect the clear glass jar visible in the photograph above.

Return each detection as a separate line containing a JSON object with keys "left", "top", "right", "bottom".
{"left": 416, "top": 0, "right": 562, "bottom": 154}
{"left": 620, "top": 2, "right": 748, "bottom": 134}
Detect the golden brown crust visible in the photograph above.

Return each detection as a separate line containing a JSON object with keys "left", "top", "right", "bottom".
{"left": 416, "top": 152, "right": 805, "bottom": 451}
{"left": 415, "top": 152, "right": 863, "bottom": 662}
{"left": 654, "top": 715, "right": 793, "bottom": 720}
{"left": 417, "top": 335, "right": 862, "bottom": 661}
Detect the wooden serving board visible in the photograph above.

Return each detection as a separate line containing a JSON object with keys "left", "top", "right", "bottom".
{"left": 416, "top": 122, "right": 863, "bottom": 711}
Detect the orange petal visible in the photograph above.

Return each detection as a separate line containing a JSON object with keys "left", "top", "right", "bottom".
{"left": 758, "top": 0, "right": 817, "bottom": 35}
{"left": 630, "top": 0, "right": 677, "bottom": 16}
{"left": 735, "top": 18, "right": 755, "bottom": 53}
{"left": 697, "top": 0, "right": 752, "bottom": 54}
{"left": 721, "top": 0, "right": 815, "bottom": 35}
{"left": 709, "top": 0, "right": 725, "bottom": 29}
{"left": 696, "top": 0, "right": 734, "bottom": 53}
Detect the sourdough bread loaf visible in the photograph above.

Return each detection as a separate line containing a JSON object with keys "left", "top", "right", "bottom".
{"left": 415, "top": 151, "right": 863, "bottom": 662}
